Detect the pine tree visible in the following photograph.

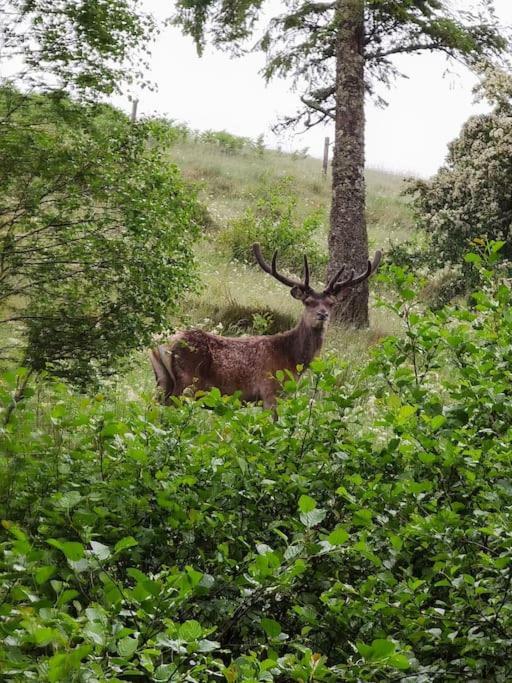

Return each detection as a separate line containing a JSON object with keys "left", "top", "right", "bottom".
{"left": 175, "top": 0, "right": 508, "bottom": 325}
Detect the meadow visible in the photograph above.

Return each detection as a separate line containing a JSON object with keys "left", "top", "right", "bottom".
{"left": 164, "top": 138, "right": 414, "bottom": 378}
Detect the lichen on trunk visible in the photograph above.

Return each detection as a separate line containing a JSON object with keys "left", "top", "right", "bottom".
{"left": 328, "top": 0, "right": 369, "bottom": 328}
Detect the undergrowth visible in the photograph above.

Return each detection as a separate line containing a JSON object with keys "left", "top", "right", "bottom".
{"left": 2, "top": 249, "right": 512, "bottom": 681}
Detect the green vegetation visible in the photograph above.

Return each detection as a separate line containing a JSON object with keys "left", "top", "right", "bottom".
{"left": 0, "top": 90, "right": 200, "bottom": 386}
{"left": 3, "top": 19, "right": 512, "bottom": 675}
{"left": 411, "top": 66, "right": 512, "bottom": 273}
{"left": 3, "top": 248, "right": 512, "bottom": 680}
{"left": 220, "top": 175, "right": 326, "bottom": 272}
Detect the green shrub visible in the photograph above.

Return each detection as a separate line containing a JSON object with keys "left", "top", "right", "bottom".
{"left": 198, "top": 130, "right": 249, "bottom": 154}
{"left": 0, "top": 89, "right": 200, "bottom": 386}
{"left": 220, "top": 175, "right": 326, "bottom": 273}
{"left": 410, "top": 65, "right": 512, "bottom": 273}
{"left": 3, "top": 253, "right": 512, "bottom": 680}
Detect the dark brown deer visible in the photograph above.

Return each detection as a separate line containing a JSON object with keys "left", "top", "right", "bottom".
{"left": 150, "top": 244, "right": 382, "bottom": 409}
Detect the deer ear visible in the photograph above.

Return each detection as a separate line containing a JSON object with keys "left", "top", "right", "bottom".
{"left": 290, "top": 286, "right": 307, "bottom": 300}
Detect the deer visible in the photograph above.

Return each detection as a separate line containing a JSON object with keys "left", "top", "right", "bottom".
{"left": 150, "top": 244, "right": 382, "bottom": 409}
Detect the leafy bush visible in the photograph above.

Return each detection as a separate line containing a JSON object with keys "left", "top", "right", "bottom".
{"left": 3, "top": 253, "right": 512, "bottom": 680}
{"left": 146, "top": 117, "right": 192, "bottom": 144}
{"left": 201, "top": 301, "right": 296, "bottom": 335}
{"left": 0, "top": 89, "right": 200, "bottom": 386}
{"left": 198, "top": 130, "right": 250, "bottom": 154}
{"left": 410, "top": 65, "right": 512, "bottom": 271}
{"left": 220, "top": 175, "right": 326, "bottom": 272}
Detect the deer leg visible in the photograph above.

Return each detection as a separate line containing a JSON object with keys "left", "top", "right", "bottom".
{"left": 149, "top": 349, "right": 173, "bottom": 404}
{"left": 261, "top": 388, "right": 278, "bottom": 420}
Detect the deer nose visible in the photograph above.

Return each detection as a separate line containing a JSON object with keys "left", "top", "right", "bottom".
{"left": 317, "top": 311, "right": 329, "bottom": 321}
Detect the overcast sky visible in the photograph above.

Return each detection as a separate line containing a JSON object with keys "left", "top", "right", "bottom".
{"left": 113, "top": 0, "right": 512, "bottom": 177}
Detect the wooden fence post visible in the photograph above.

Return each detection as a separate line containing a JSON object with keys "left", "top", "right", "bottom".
{"left": 322, "top": 136, "right": 330, "bottom": 176}
{"left": 130, "top": 99, "right": 139, "bottom": 123}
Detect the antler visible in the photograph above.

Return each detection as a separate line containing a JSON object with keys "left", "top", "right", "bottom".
{"left": 324, "top": 250, "right": 382, "bottom": 296}
{"left": 252, "top": 243, "right": 311, "bottom": 292}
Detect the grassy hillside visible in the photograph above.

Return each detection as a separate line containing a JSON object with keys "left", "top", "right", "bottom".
{"left": 158, "top": 138, "right": 415, "bottom": 375}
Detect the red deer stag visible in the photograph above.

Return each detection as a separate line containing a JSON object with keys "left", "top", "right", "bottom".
{"left": 150, "top": 244, "right": 382, "bottom": 409}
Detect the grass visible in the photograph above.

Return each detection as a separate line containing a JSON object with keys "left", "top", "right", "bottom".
{"left": 170, "top": 141, "right": 414, "bottom": 245}
{"left": 162, "top": 139, "right": 411, "bottom": 377}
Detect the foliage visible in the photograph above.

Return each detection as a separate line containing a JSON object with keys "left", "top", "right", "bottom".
{"left": 220, "top": 175, "right": 326, "bottom": 272}
{"left": 1, "top": 0, "right": 155, "bottom": 96}
{"left": 3, "top": 251, "right": 512, "bottom": 680}
{"left": 410, "top": 66, "right": 512, "bottom": 274}
{"left": 0, "top": 88, "right": 200, "bottom": 386}
{"left": 198, "top": 130, "right": 249, "bottom": 155}
{"left": 200, "top": 300, "right": 296, "bottom": 336}
{"left": 174, "top": 0, "right": 508, "bottom": 128}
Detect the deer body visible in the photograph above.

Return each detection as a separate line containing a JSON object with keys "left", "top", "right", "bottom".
{"left": 151, "top": 316, "right": 326, "bottom": 408}
{"left": 150, "top": 244, "right": 381, "bottom": 408}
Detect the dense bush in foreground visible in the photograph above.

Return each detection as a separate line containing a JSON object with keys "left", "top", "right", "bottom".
{"left": 1, "top": 260, "right": 512, "bottom": 681}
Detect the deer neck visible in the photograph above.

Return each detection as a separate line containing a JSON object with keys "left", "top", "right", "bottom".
{"left": 286, "top": 316, "right": 326, "bottom": 369}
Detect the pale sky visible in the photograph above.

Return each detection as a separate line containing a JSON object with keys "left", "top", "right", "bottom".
{"left": 113, "top": 0, "right": 512, "bottom": 177}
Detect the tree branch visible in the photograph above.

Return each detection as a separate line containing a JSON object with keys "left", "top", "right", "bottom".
{"left": 300, "top": 95, "right": 335, "bottom": 121}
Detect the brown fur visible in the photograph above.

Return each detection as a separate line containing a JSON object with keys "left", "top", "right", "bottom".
{"left": 150, "top": 244, "right": 382, "bottom": 409}
{"left": 150, "top": 314, "right": 326, "bottom": 409}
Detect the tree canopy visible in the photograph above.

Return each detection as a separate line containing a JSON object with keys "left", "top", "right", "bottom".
{"left": 175, "top": 0, "right": 508, "bottom": 128}
{"left": 1, "top": 0, "right": 155, "bottom": 96}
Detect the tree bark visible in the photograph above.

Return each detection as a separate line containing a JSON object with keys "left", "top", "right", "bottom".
{"left": 327, "top": 0, "right": 368, "bottom": 327}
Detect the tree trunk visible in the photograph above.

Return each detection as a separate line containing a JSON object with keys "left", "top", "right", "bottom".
{"left": 327, "top": 0, "right": 368, "bottom": 327}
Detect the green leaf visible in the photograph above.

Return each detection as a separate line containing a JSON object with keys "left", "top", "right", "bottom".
{"left": 353, "top": 509, "right": 373, "bottom": 527}
{"left": 48, "top": 539, "right": 85, "bottom": 561}
{"left": 48, "top": 645, "right": 91, "bottom": 682}
{"left": 390, "top": 654, "right": 410, "bottom": 670}
{"left": 179, "top": 620, "right": 202, "bottom": 641}
{"left": 371, "top": 639, "right": 396, "bottom": 659}
{"left": 35, "top": 565, "right": 57, "bottom": 585}
{"left": 115, "top": 536, "right": 138, "bottom": 553}
{"left": 464, "top": 252, "right": 481, "bottom": 264}
{"left": 300, "top": 508, "right": 326, "bottom": 528}
{"left": 261, "top": 618, "right": 282, "bottom": 638}
{"left": 430, "top": 414, "right": 446, "bottom": 431}
{"left": 356, "top": 642, "right": 372, "bottom": 658}
{"left": 56, "top": 589, "right": 79, "bottom": 606}
{"left": 89, "top": 541, "right": 111, "bottom": 561}
{"left": 197, "top": 639, "right": 220, "bottom": 652}
{"left": 33, "top": 627, "right": 63, "bottom": 647}
{"left": 389, "top": 533, "right": 403, "bottom": 551}
{"left": 397, "top": 405, "right": 416, "bottom": 422}
{"left": 55, "top": 491, "right": 82, "bottom": 509}
{"left": 117, "top": 636, "right": 138, "bottom": 658}
{"left": 298, "top": 494, "right": 316, "bottom": 513}
{"left": 154, "top": 664, "right": 177, "bottom": 681}
{"left": 327, "top": 527, "right": 349, "bottom": 546}
{"left": 84, "top": 621, "right": 106, "bottom": 646}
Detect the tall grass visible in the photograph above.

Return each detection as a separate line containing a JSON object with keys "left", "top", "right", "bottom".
{"left": 164, "top": 139, "right": 411, "bottom": 363}
{"left": 169, "top": 141, "right": 414, "bottom": 249}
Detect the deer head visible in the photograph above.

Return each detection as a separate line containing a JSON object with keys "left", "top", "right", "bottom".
{"left": 252, "top": 243, "right": 382, "bottom": 331}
